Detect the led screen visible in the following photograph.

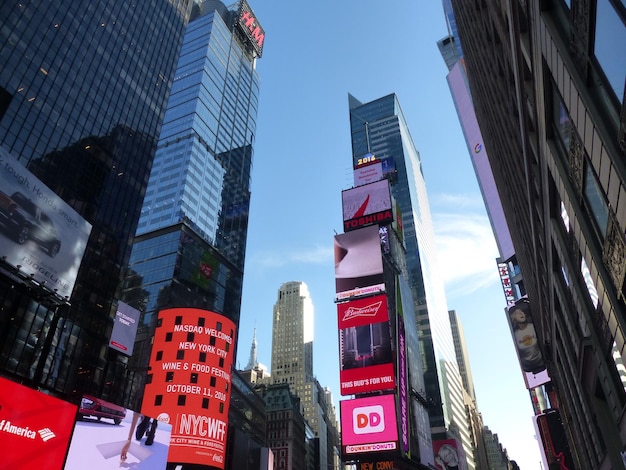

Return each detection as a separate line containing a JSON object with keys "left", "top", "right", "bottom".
{"left": 0, "top": 377, "right": 77, "bottom": 469}
{"left": 109, "top": 301, "right": 141, "bottom": 356}
{"left": 342, "top": 179, "right": 393, "bottom": 232}
{"left": 335, "top": 225, "right": 385, "bottom": 301}
{"left": 341, "top": 394, "right": 398, "bottom": 455}
{"left": 0, "top": 148, "right": 92, "bottom": 298}
{"left": 338, "top": 294, "right": 395, "bottom": 395}
{"left": 141, "top": 308, "right": 236, "bottom": 469}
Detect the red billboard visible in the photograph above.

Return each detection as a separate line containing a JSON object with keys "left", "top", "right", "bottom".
{"left": 342, "top": 179, "right": 393, "bottom": 232}
{"left": 338, "top": 294, "right": 395, "bottom": 395}
{"left": 141, "top": 308, "right": 236, "bottom": 469}
{"left": 341, "top": 394, "right": 399, "bottom": 455}
{"left": 237, "top": 0, "right": 264, "bottom": 57}
{"left": 0, "top": 376, "right": 77, "bottom": 469}
{"left": 335, "top": 225, "right": 385, "bottom": 301}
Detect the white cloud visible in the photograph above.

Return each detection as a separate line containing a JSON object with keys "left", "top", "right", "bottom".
{"left": 250, "top": 244, "right": 333, "bottom": 268}
{"left": 432, "top": 209, "right": 501, "bottom": 296}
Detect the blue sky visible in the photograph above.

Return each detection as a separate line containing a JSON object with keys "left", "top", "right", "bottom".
{"left": 235, "top": 2, "right": 542, "bottom": 468}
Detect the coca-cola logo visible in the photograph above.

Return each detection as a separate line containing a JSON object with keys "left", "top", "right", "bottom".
{"left": 342, "top": 301, "right": 382, "bottom": 321}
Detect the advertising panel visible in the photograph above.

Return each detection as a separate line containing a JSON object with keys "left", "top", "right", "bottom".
{"left": 433, "top": 439, "right": 466, "bottom": 470}
{"left": 354, "top": 158, "right": 383, "bottom": 187}
{"left": 0, "top": 376, "right": 77, "bottom": 469}
{"left": 141, "top": 308, "right": 236, "bottom": 469}
{"left": 0, "top": 147, "right": 92, "bottom": 298}
{"left": 109, "top": 301, "right": 141, "bottom": 356}
{"left": 506, "top": 298, "right": 550, "bottom": 389}
{"left": 341, "top": 394, "right": 398, "bottom": 455}
{"left": 335, "top": 225, "right": 385, "bottom": 301}
{"left": 338, "top": 295, "right": 395, "bottom": 395}
{"left": 237, "top": 0, "right": 265, "bottom": 57}
{"left": 66, "top": 403, "right": 172, "bottom": 470}
{"left": 342, "top": 179, "right": 393, "bottom": 232}
{"left": 535, "top": 409, "right": 575, "bottom": 470}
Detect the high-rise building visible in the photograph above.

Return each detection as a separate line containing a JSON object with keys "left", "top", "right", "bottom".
{"left": 123, "top": 0, "right": 262, "bottom": 400}
{"left": 270, "top": 281, "right": 339, "bottom": 470}
{"left": 0, "top": 0, "right": 191, "bottom": 402}
{"left": 348, "top": 94, "right": 475, "bottom": 468}
{"left": 450, "top": 0, "right": 626, "bottom": 467}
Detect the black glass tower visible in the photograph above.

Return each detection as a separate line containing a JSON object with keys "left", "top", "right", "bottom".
{"left": 0, "top": 0, "right": 192, "bottom": 404}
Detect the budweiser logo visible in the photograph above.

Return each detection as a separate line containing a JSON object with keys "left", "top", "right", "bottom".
{"left": 342, "top": 301, "right": 382, "bottom": 321}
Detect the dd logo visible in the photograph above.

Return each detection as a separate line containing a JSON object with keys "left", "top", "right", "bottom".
{"left": 353, "top": 405, "right": 385, "bottom": 434}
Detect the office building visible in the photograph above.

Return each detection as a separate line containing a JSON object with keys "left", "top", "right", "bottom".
{"left": 270, "top": 281, "right": 340, "bottom": 470}
{"left": 450, "top": 0, "right": 626, "bottom": 467}
{"left": 122, "top": 0, "right": 262, "bottom": 402}
{"left": 0, "top": 0, "right": 191, "bottom": 402}
{"left": 348, "top": 94, "right": 474, "bottom": 468}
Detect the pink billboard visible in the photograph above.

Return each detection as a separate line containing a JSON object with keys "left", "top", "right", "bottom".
{"left": 341, "top": 394, "right": 398, "bottom": 455}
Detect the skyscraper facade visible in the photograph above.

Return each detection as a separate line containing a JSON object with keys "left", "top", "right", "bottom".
{"left": 348, "top": 94, "right": 475, "bottom": 468}
{"left": 0, "top": 0, "right": 191, "bottom": 402}
{"left": 450, "top": 0, "right": 626, "bottom": 467}
{"left": 270, "top": 281, "right": 339, "bottom": 470}
{"left": 123, "top": 0, "right": 261, "bottom": 399}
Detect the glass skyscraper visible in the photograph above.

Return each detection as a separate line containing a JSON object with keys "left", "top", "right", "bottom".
{"left": 0, "top": 0, "right": 191, "bottom": 403}
{"left": 349, "top": 93, "right": 475, "bottom": 468}
{"left": 122, "top": 1, "right": 261, "bottom": 406}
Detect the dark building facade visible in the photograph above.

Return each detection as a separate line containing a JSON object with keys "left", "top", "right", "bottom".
{"left": 0, "top": 0, "right": 192, "bottom": 403}
{"left": 450, "top": 0, "right": 626, "bottom": 468}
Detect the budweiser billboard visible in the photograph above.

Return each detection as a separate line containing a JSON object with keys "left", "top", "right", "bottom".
{"left": 338, "top": 294, "right": 395, "bottom": 395}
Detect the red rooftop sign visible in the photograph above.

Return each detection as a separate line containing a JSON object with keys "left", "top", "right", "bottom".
{"left": 238, "top": 0, "right": 264, "bottom": 57}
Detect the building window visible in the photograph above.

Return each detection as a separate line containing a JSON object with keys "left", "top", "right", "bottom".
{"left": 594, "top": 0, "right": 626, "bottom": 104}
{"left": 583, "top": 163, "right": 609, "bottom": 238}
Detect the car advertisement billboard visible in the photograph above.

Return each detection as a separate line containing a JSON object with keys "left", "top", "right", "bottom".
{"left": 335, "top": 225, "right": 385, "bottom": 301}
{"left": 341, "top": 394, "right": 398, "bottom": 455}
{"left": 141, "top": 308, "right": 236, "bottom": 469}
{"left": 433, "top": 439, "right": 466, "bottom": 470}
{"left": 342, "top": 179, "right": 393, "bottom": 232}
{"left": 66, "top": 399, "right": 172, "bottom": 470}
{"left": 0, "top": 376, "right": 77, "bottom": 469}
{"left": 109, "top": 301, "right": 141, "bottom": 356}
{"left": 0, "top": 148, "right": 92, "bottom": 298}
{"left": 338, "top": 294, "right": 395, "bottom": 395}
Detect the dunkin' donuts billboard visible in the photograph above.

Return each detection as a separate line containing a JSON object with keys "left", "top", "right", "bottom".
{"left": 338, "top": 294, "right": 395, "bottom": 395}
{"left": 340, "top": 394, "right": 399, "bottom": 456}
{"left": 141, "top": 308, "right": 236, "bottom": 469}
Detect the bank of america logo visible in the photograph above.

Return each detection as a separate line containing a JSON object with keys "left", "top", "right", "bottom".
{"left": 38, "top": 428, "right": 56, "bottom": 442}
{"left": 342, "top": 301, "right": 382, "bottom": 321}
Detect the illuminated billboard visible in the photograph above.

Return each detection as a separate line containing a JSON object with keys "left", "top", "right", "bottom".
{"left": 141, "top": 308, "right": 236, "bottom": 469}
{"left": 0, "top": 376, "right": 77, "bottom": 469}
{"left": 342, "top": 179, "right": 393, "bottom": 232}
{"left": 237, "top": 0, "right": 264, "bottom": 57}
{"left": 506, "top": 298, "right": 547, "bottom": 374}
{"left": 335, "top": 225, "right": 385, "bottom": 301}
{"left": 338, "top": 294, "right": 395, "bottom": 395}
{"left": 535, "top": 410, "right": 575, "bottom": 470}
{"left": 354, "top": 158, "right": 383, "bottom": 187}
{"left": 341, "top": 394, "right": 398, "bottom": 455}
{"left": 433, "top": 439, "right": 466, "bottom": 470}
{"left": 65, "top": 404, "right": 172, "bottom": 469}
{"left": 109, "top": 301, "right": 141, "bottom": 356}
{"left": 0, "top": 148, "right": 92, "bottom": 298}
